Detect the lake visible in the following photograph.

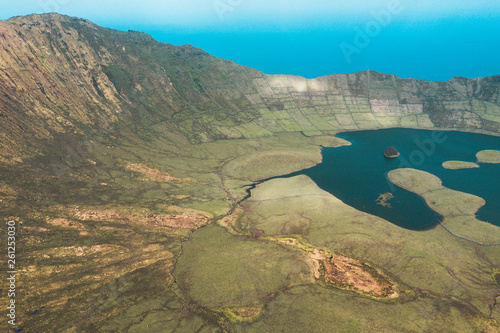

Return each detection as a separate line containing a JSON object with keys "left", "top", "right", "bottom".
{"left": 280, "top": 128, "right": 500, "bottom": 230}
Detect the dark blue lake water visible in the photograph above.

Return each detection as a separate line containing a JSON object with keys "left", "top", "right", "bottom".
{"left": 281, "top": 128, "right": 500, "bottom": 231}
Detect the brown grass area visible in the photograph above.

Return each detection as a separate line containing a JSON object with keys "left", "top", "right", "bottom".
{"left": 75, "top": 209, "right": 122, "bottom": 221}
{"left": 476, "top": 150, "right": 500, "bottom": 164}
{"left": 217, "top": 208, "right": 244, "bottom": 235}
{"left": 47, "top": 218, "right": 83, "bottom": 229}
{"left": 147, "top": 213, "right": 208, "bottom": 229}
{"left": 47, "top": 218, "right": 88, "bottom": 235}
{"left": 22, "top": 243, "right": 173, "bottom": 310}
{"left": 126, "top": 162, "right": 187, "bottom": 182}
{"left": 442, "top": 161, "right": 480, "bottom": 170}
{"left": 0, "top": 182, "right": 17, "bottom": 196}
{"left": 73, "top": 206, "right": 212, "bottom": 230}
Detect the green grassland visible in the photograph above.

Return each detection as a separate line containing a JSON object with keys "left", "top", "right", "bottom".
{"left": 173, "top": 224, "right": 311, "bottom": 309}
{"left": 228, "top": 174, "right": 500, "bottom": 331}
{"left": 0, "top": 129, "right": 352, "bottom": 331}
{"left": 1, "top": 131, "right": 499, "bottom": 332}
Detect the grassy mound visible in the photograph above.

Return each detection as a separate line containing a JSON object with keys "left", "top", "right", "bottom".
{"left": 442, "top": 161, "right": 480, "bottom": 170}
{"left": 477, "top": 150, "right": 500, "bottom": 163}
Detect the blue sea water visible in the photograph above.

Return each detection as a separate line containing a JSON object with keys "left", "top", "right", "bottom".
{"left": 114, "top": 16, "right": 500, "bottom": 81}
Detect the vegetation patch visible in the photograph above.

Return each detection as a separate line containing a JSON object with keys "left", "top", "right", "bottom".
{"left": 376, "top": 192, "right": 394, "bottom": 207}
{"left": 126, "top": 162, "right": 190, "bottom": 182}
{"left": 494, "top": 269, "right": 500, "bottom": 288}
{"left": 442, "top": 160, "right": 480, "bottom": 170}
{"left": 223, "top": 150, "right": 320, "bottom": 181}
{"left": 387, "top": 168, "right": 443, "bottom": 194}
{"left": 213, "top": 306, "right": 263, "bottom": 323}
{"left": 173, "top": 224, "right": 311, "bottom": 309}
{"left": 217, "top": 208, "right": 245, "bottom": 235}
{"left": 477, "top": 150, "right": 500, "bottom": 163}
{"left": 384, "top": 146, "right": 400, "bottom": 158}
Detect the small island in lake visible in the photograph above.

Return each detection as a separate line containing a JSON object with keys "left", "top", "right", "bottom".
{"left": 376, "top": 192, "right": 394, "bottom": 208}
{"left": 442, "top": 161, "right": 480, "bottom": 170}
{"left": 476, "top": 150, "right": 500, "bottom": 163}
{"left": 384, "top": 146, "right": 400, "bottom": 158}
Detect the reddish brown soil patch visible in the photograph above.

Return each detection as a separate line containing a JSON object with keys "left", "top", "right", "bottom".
{"left": 147, "top": 213, "right": 209, "bottom": 229}
{"left": 74, "top": 207, "right": 211, "bottom": 230}
{"left": 320, "top": 254, "right": 396, "bottom": 297}
{"left": 271, "top": 241, "right": 399, "bottom": 299}
{"left": 309, "top": 249, "right": 396, "bottom": 298}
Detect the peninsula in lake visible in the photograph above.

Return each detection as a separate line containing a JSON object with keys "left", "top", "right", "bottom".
{"left": 0, "top": 14, "right": 499, "bottom": 332}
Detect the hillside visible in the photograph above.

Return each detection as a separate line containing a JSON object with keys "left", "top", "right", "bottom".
{"left": 1, "top": 13, "right": 499, "bottom": 332}
{"left": 1, "top": 13, "right": 499, "bottom": 161}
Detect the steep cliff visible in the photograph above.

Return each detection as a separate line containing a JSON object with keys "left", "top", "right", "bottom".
{"left": 1, "top": 13, "right": 499, "bottom": 161}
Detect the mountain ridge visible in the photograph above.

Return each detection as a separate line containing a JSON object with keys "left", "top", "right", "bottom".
{"left": 0, "top": 13, "right": 499, "bottom": 161}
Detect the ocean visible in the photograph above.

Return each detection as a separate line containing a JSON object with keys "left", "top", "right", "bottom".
{"left": 112, "top": 16, "right": 499, "bottom": 81}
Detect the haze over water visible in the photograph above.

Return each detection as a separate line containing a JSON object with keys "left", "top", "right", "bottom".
{"left": 122, "top": 16, "right": 499, "bottom": 81}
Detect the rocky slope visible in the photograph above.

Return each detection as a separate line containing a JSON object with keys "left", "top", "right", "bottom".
{"left": 0, "top": 13, "right": 499, "bottom": 161}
